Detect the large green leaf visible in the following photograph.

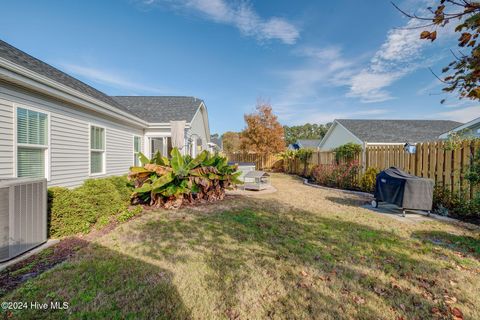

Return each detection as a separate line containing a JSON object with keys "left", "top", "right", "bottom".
{"left": 151, "top": 151, "right": 168, "bottom": 166}
{"left": 186, "top": 150, "right": 208, "bottom": 170}
{"left": 170, "top": 148, "right": 184, "bottom": 171}
{"left": 129, "top": 166, "right": 150, "bottom": 173}
{"left": 152, "top": 171, "right": 174, "bottom": 189}
{"left": 134, "top": 183, "right": 153, "bottom": 194}
{"left": 138, "top": 152, "right": 150, "bottom": 166}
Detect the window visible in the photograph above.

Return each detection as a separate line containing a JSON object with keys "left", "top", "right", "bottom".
{"left": 133, "top": 136, "right": 142, "bottom": 166}
{"left": 166, "top": 137, "right": 173, "bottom": 157}
{"left": 151, "top": 138, "right": 164, "bottom": 158}
{"left": 16, "top": 107, "right": 48, "bottom": 178}
{"left": 196, "top": 137, "right": 202, "bottom": 153}
{"left": 90, "top": 126, "right": 105, "bottom": 174}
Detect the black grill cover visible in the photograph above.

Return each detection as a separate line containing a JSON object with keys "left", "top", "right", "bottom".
{"left": 374, "top": 167, "right": 434, "bottom": 211}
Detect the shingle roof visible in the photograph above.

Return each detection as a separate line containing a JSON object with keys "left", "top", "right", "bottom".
{"left": 0, "top": 40, "right": 133, "bottom": 115}
{"left": 336, "top": 119, "right": 463, "bottom": 143}
{"left": 297, "top": 139, "right": 322, "bottom": 148}
{"left": 111, "top": 96, "right": 202, "bottom": 123}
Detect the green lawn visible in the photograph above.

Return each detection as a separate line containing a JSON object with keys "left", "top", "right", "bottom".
{"left": 2, "top": 174, "right": 479, "bottom": 319}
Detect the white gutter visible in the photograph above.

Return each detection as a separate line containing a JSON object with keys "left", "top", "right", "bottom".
{"left": 147, "top": 123, "right": 191, "bottom": 129}
{"left": 0, "top": 57, "right": 148, "bottom": 128}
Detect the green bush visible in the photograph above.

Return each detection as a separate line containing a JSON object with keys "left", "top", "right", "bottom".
{"left": 102, "top": 175, "right": 133, "bottom": 203}
{"left": 48, "top": 176, "right": 138, "bottom": 237}
{"left": 360, "top": 167, "right": 379, "bottom": 193}
{"left": 311, "top": 160, "right": 360, "bottom": 190}
{"left": 295, "top": 148, "right": 315, "bottom": 177}
{"left": 333, "top": 143, "right": 362, "bottom": 163}
{"left": 433, "top": 186, "right": 480, "bottom": 219}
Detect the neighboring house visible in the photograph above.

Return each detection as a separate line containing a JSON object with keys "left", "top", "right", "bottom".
{"left": 209, "top": 134, "right": 222, "bottom": 151}
{"left": 288, "top": 139, "right": 322, "bottom": 150}
{"left": 438, "top": 116, "right": 480, "bottom": 139}
{"left": 0, "top": 40, "right": 210, "bottom": 187}
{"left": 319, "top": 119, "right": 462, "bottom": 151}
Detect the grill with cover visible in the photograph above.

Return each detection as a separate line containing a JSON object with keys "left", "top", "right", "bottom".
{"left": 372, "top": 167, "right": 434, "bottom": 216}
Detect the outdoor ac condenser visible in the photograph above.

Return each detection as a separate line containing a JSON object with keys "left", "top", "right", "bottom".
{"left": 0, "top": 178, "right": 47, "bottom": 262}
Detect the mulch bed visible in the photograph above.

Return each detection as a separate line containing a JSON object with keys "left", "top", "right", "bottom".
{"left": 0, "top": 237, "right": 89, "bottom": 296}
{"left": 0, "top": 212, "right": 142, "bottom": 297}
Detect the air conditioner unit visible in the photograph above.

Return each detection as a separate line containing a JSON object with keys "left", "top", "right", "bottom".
{"left": 0, "top": 178, "right": 47, "bottom": 262}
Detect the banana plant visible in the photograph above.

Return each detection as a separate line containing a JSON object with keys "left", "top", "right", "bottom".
{"left": 128, "top": 147, "right": 240, "bottom": 208}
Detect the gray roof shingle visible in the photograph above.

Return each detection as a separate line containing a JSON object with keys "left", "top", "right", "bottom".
{"left": 297, "top": 139, "right": 322, "bottom": 148}
{"left": 0, "top": 40, "right": 133, "bottom": 115}
{"left": 336, "top": 119, "right": 463, "bottom": 143}
{"left": 111, "top": 96, "right": 202, "bottom": 123}
{"left": 0, "top": 40, "right": 204, "bottom": 124}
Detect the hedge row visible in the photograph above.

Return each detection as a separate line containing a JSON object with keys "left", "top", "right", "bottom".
{"left": 48, "top": 176, "right": 142, "bottom": 237}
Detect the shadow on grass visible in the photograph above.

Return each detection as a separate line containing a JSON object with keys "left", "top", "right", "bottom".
{"left": 412, "top": 230, "right": 480, "bottom": 259}
{"left": 129, "top": 197, "right": 460, "bottom": 319}
{"left": 324, "top": 195, "right": 371, "bottom": 207}
{"left": 1, "top": 242, "right": 192, "bottom": 320}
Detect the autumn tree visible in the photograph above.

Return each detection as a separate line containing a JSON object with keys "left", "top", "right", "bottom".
{"left": 240, "top": 102, "right": 285, "bottom": 155}
{"left": 221, "top": 131, "right": 241, "bottom": 153}
{"left": 395, "top": 1, "right": 480, "bottom": 101}
{"left": 284, "top": 123, "right": 332, "bottom": 146}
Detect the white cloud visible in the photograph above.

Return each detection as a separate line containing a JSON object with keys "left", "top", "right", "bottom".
{"left": 346, "top": 17, "right": 426, "bottom": 102}
{"left": 60, "top": 63, "right": 168, "bottom": 94}
{"left": 345, "top": 0, "right": 456, "bottom": 103}
{"left": 142, "top": 0, "right": 299, "bottom": 44}
{"left": 437, "top": 106, "right": 480, "bottom": 122}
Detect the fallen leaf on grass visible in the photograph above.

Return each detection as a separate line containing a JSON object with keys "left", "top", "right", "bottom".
{"left": 450, "top": 307, "right": 463, "bottom": 320}
{"left": 444, "top": 294, "right": 457, "bottom": 305}
{"left": 353, "top": 296, "right": 365, "bottom": 305}
{"left": 431, "top": 307, "right": 441, "bottom": 316}
{"left": 300, "top": 270, "right": 308, "bottom": 277}
{"left": 373, "top": 286, "right": 386, "bottom": 296}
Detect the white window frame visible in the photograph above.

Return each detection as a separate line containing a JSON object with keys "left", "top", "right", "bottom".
{"left": 133, "top": 135, "right": 142, "bottom": 166}
{"left": 13, "top": 104, "right": 51, "bottom": 181}
{"left": 89, "top": 124, "right": 106, "bottom": 176}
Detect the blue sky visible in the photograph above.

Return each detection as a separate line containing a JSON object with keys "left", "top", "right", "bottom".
{"left": 1, "top": 0, "right": 479, "bottom": 134}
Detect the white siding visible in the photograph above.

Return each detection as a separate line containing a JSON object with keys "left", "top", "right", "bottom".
{"left": 0, "top": 98, "right": 13, "bottom": 177}
{"left": 0, "top": 82, "right": 143, "bottom": 188}
{"left": 320, "top": 123, "right": 363, "bottom": 151}
{"left": 107, "top": 128, "right": 142, "bottom": 175}
{"left": 50, "top": 113, "right": 89, "bottom": 187}
{"left": 189, "top": 106, "right": 209, "bottom": 150}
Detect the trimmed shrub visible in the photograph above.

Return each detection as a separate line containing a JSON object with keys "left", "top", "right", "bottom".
{"left": 433, "top": 186, "right": 480, "bottom": 219}
{"left": 311, "top": 161, "right": 360, "bottom": 190}
{"left": 333, "top": 143, "right": 362, "bottom": 163}
{"left": 101, "top": 175, "right": 133, "bottom": 203}
{"left": 48, "top": 176, "right": 139, "bottom": 237}
{"left": 360, "top": 167, "right": 379, "bottom": 193}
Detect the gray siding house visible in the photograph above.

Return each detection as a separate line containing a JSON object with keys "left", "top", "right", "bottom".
{"left": 319, "top": 119, "right": 462, "bottom": 151}
{"left": 288, "top": 139, "right": 322, "bottom": 150}
{"left": 0, "top": 40, "right": 210, "bottom": 187}
{"left": 438, "top": 116, "right": 480, "bottom": 139}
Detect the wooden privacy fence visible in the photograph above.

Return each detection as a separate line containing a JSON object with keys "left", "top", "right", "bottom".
{"left": 365, "top": 140, "right": 479, "bottom": 197}
{"left": 226, "top": 140, "right": 479, "bottom": 199}
{"left": 225, "top": 153, "right": 281, "bottom": 170}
